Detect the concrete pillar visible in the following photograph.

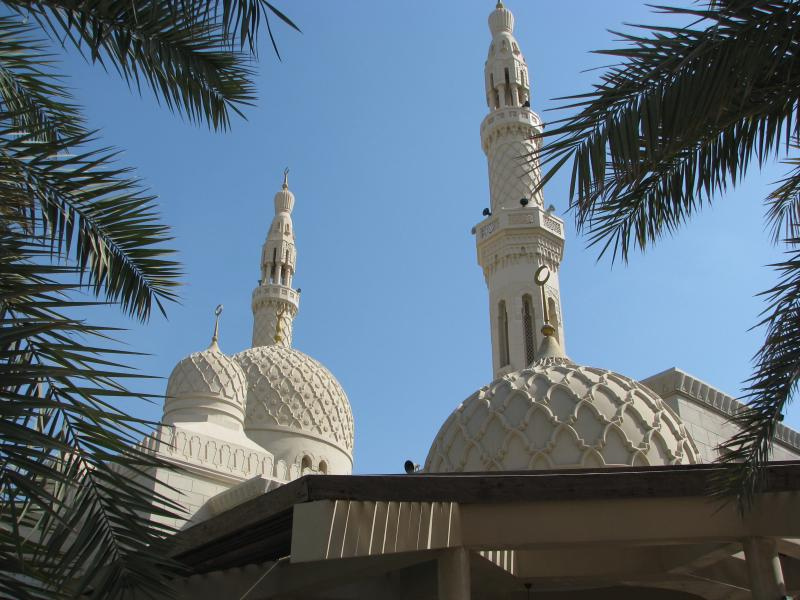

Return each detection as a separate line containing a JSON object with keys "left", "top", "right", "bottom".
{"left": 743, "top": 537, "right": 786, "bottom": 600}
{"left": 438, "top": 548, "right": 470, "bottom": 600}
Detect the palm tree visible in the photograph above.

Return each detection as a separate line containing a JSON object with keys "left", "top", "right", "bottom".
{"left": 0, "top": 2, "right": 298, "bottom": 598}
{"left": 535, "top": 0, "right": 800, "bottom": 507}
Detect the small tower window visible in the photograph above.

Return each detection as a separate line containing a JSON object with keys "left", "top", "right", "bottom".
{"left": 318, "top": 460, "right": 328, "bottom": 475}
{"left": 301, "top": 455, "right": 312, "bottom": 473}
{"left": 498, "top": 300, "right": 510, "bottom": 367}
{"left": 522, "top": 294, "right": 536, "bottom": 365}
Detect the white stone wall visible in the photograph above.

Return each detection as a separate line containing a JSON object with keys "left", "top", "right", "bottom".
{"left": 149, "top": 466, "right": 233, "bottom": 530}
{"left": 475, "top": 207, "right": 566, "bottom": 377}
{"left": 642, "top": 368, "right": 800, "bottom": 463}
{"left": 142, "top": 424, "right": 282, "bottom": 529}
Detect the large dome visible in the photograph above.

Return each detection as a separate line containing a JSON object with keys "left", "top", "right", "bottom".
{"left": 425, "top": 357, "right": 699, "bottom": 473}
{"left": 235, "top": 345, "right": 354, "bottom": 455}
{"left": 163, "top": 343, "right": 247, "bottom": 428}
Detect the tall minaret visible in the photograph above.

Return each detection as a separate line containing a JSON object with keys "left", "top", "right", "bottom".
{"left": 476, "top": 1, "right": 567, "bottom": 378}
{"left": 251, "top": 170, "right": 300, "bottom": 347}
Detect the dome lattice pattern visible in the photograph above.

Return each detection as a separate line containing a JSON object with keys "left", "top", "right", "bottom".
{"left": 425, "top": 360, "right": 698, "bottom": 473}
{"left": 166, "top": 347, "right": 247, "bottom": 407}
{"left": 235, "top": 346, "right": 354, "bottom": 453}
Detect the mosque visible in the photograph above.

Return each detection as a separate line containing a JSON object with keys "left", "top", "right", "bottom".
{"left": 144, "top": 3, "right": 800, "bottom": 598}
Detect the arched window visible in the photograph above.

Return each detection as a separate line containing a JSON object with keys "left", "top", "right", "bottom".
{"left": 548, "top": 297, "right": 560, "bottom": 342}
{"left": 522, "top": 294, "right": 536, "bottom": 365}
{"left": 498, "top": 300, "right": 510, "bottom": 367}
{"left": 301, "top": 455, "right": 312, "bottom": 473}
{"left": 318, "top": 460, "right": 328, "bottom": 475}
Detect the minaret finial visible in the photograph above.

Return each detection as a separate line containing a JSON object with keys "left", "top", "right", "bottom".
{"left": 534, "top": 266, "right": 566, "bottom": 361}
{"left": 282, "top": 167, "right": 289, "bottom": 190}
{"left": 210, "top": 304, "right": 223, "bottom": 350}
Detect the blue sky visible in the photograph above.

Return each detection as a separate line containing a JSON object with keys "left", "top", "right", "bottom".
{"left": 62, "top": 1, "right": 798, "bottom": 474}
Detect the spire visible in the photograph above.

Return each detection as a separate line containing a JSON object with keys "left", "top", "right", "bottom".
{"left": 483, "top": 1, "right": 538, "bottom": 210}
{"left": 476, "top": 3, "right": 568, "bottom": 378}
{"left": 209, "top": 304, "right": 223, "bottom": 351}
{"left": 250, "top": 171, "right": 300, "bottom": 348}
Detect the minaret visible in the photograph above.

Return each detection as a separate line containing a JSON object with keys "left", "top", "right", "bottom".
{"left": 251, "top": 170, "right": 300, "bottom": 347}
{"left": 476, "top": 1, "right": 567, "bottom": 378}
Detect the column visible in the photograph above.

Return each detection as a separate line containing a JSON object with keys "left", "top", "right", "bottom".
{"left": 498, "top": 83, "right": 507, "bottom": 108}
{"left": 743, "top": 537, "right": 787, "bottom": 600}
{"left": 438, "top": 548, "right": 470, "bottom": 600}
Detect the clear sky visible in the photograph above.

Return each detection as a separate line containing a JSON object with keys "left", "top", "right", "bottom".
{"left": 61, "top": 1, "right": 799, "bottom": 474}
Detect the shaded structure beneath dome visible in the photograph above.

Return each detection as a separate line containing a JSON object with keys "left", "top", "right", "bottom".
{"left": 162, "top": 462, "right": 800, "bottom": 600}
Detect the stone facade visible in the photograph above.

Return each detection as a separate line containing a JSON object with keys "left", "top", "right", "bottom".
{"left": 643, "top": 367, "right": 800, "bottom": 462}
{"left": 148, "top": 174, "right": 353, "bottom": 529}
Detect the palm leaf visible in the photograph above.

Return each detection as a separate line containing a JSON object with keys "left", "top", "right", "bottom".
{"left": 5, "top": 0, "right": 298, "bottom": 130}
{"left": 0, "top": 231, "right": 187, "bottom": 599}
{"left": 0, "top": 115, "right": 181, "bottom": 321}
{"left": 534, "top": 0, "right": 800, "bottom": 508}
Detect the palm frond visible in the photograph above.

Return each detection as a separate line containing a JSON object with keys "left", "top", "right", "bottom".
{"left": 6, "top": 0, "right": 298, "bottom": 130}
{"left": 714, "top": 238, "right": 800, "bottom": 509}
{"left": 537, "top": 0, "right": 800, "bottom": 261}
{"left": 0, "top": 231, "right": 187, "bottom": 599}
{"left": 0, "top": 113, "right": 181, "bottom": 321}
{"left": 0, "top": 16, "right": 83, "bottom": 142}
{"left": 533, "top": 0, "right": 800, "bottom": 509}
{"left": 766, "top": 152, "right": 800, "bottom": 243}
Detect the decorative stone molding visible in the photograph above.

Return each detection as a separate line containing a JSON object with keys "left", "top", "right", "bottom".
{"left": 236, "top": 345, "right": 354, "bottom": 454}
{"left": 425, "top": 361, "right": 699, "bottom": 473}
{"left": 165, "top": 347, "right": 247, "bottom": 410}
{"left": 251, "top": 293, "right": 299, "bottom": 348}
{"left": 145, "top": 425, "right": 276, "bottom": 481}
{"left": 642, "top": 368, "right": 800, "bottom": 452}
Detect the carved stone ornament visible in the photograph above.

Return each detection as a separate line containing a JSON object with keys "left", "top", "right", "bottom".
{"left": 235, "top": 345, "right": 355, "bottom": 453}
{"left": 165, "top": 346, "right": 247, "bottom": 408}
{"left": 425, "top": 360, "right": 699, "bottom": 473}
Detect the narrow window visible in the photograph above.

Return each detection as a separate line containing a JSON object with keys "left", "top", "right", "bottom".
{"left": 522, "top": 294, "right": 536, "bottom": 364}
{"left": 498, "top": 300, "right": 510, "bottom": 367}
{"left": 318, "top": 460, "right": 328, "bottom": 475}
{"left": 301, "top": 455, "right": 312, "bottom": 473}
{"left": 270, "top": 248, "right": 277, "bottom": 283}
{"left": 503, "top": 68, "right": 512, "bottom": 106}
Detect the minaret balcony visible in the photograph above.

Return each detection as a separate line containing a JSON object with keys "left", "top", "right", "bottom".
{"left": 474, "top": 206, "right": 565, "bottom": 244}
{"left": 251, "top": 283, "right": 299, "bottom": 307}
{"left": 480, "top": 106, "right": 542, "bottom": 142}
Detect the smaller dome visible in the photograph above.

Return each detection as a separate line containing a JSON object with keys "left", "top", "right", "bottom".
{"left": 274, "top": 171, "right": 295, "bottom": 214}
{"left": 489, "top": 2, "right": 514, "bottom": 36}
{"left": 274, "top": 186, "right": 294, "bottom": 214}
{"left": 164, "top": 342, "right": 248, "bottom": 429}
